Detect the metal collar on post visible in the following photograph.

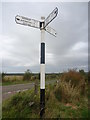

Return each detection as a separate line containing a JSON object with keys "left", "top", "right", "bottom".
{"left": 40, "top": 17, "right": 45, "bottom": 30}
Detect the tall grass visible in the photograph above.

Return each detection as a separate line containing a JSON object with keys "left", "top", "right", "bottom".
{"left": 54, "top": 80, "right": 80, "bottom": 103}
{"left": 61, "top": 69, "right": 84, "bottom": 86}
{"left": 60, "top": 69, "right": 86, "bottom": 95}
{"left": 2, "top": 69, "right": 88, "bottom": 118}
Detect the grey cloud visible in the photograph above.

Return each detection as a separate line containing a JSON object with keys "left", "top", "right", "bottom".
{"left": 1, "top": 2, "right": 88, "bottom": 73}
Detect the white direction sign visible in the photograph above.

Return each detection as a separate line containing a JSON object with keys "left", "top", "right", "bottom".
{"left": 15, "top": 15, "right": 40, "bottom": 29}
{"left": 45, "top": 26, "right": 57, "bottom": 37}
{"left": 44, "top": 7, "right": 58, "bottom": 28}
{"left": 15, "top": 7, "right": 58, "bottom": 37}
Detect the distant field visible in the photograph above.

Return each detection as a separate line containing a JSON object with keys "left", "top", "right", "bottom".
{"left": 4, "top": 75, "right": 23, "bottom": 81}
{"left": 2, "top": 75, "right": 33, "bottom": 86}
{"left": 2, "top": 73, "right": 60, "bottom": 86}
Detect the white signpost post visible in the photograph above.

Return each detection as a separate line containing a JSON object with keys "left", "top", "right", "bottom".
{"left": 15, "top": 7, "right": 58, "bottom": 117}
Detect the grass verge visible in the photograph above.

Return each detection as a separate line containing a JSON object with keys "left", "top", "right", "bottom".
{"left": 2, "top": 80, "right": 34, "bottom": 86}
{"left": 2, "top": 82, "right": 88, "bottom": 118}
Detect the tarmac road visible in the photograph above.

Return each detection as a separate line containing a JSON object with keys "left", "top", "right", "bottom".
{"left": 2, "top": 80, "right": 57, "bottom": 101}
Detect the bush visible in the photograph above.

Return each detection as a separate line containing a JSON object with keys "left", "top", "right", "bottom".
{"left": 53, "top": 69, "right": 87, "bottom": 103}
{"left": 88, "top": 71, "right": 90, "bottom": 82}
{"left": 2, "top": 72, "right": 6, "bottom": 82}
{"left": 60, "top": 69, "right": 85, "bottom": 87}
{"left": 0, "top": 73, "right": 1, "bottom": 83}
{"left": 23, "top": 69, "right": 32, "bottom": 81}
{"left": 54, "top": 80, "right": 80, "bottom": 103}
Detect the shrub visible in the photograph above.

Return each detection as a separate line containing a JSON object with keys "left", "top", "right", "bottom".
{"left": 10, "top": 94, "right": 22, "bottom": 106}
{"left": 54, "top": 80, "right": 80, "bottom": 103}
{"left": 54, "top": 69, "right": 87, "bottom": 103}
{"left": 88, "top": 71, "right": 90, "bottom": 82}
{"left": 0, "top": 73, "right": 1, "bottom": 83}
{"left": 2, "top": 72, "right": 6, "bottom": 82}
{"left": 23, "top": 69, "right": 32, "bottom": 81}
{"left": 60, "top": 69, "right": 85, "bottom": 87}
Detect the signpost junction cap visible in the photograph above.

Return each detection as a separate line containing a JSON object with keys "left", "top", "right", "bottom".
{"left": 41, "top": 16, "right": 45, "bottom": 20}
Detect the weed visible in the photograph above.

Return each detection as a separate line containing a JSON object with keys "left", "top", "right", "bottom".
{"left": 2, "top": 71, "right": 88, "bottom": 118}
{"left": 54, "top": 80, "right": 80, "bottom": 103}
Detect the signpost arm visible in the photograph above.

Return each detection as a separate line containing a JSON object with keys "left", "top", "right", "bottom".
{"left": 40, "top": 17, "right": 45, "bottom": 117}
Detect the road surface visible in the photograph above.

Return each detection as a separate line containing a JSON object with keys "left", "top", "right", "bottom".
{"left": 2, "top": 80, "right": 57, "bottom": 101}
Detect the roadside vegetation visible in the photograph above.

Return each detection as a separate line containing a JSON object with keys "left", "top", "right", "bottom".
{"left": 0, "top": 73, "right": 1, "bottom": 86}
{"left": 2, "top": 69, "right": 88, "bottom": 118}
{"left": 2, "top": 70, "right": 59, "bottom": 86}
{"left": 2, "top": 70, "right": 33, "bottom": 86}
{"left": 88, "top": 71, "right": 90, "bottom": 117}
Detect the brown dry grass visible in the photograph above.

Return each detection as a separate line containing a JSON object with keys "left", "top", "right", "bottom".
{"left": 4, "top": 75, "right": 23, "bottom": 82}
{"left": 61, "top": 69, "right": 85, "bottom": 87}
{"left": 54, "top": 80, "right": 80, "bottom": 103}
{"left": 54, "top": 69, "right": 87, "bottom": 103}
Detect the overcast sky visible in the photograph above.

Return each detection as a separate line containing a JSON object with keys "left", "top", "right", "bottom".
{"left": 0, "top": 2, "right": 88, "bottom": 73}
